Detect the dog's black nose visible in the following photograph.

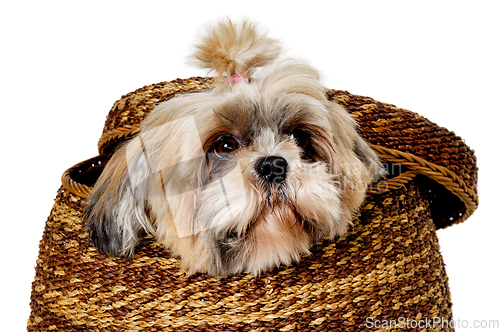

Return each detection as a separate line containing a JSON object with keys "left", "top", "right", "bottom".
{"left": 255, "top": 156, "right": 288, "bottom": 184}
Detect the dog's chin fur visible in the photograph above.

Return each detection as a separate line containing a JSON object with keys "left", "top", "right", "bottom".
{"left": 84, "top": 20, "right": 385, "bottom": 276}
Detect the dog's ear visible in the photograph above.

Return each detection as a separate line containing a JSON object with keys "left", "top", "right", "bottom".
{"left": 83, "top": 139, "right": 154, "bottom": 257}
{"left": 354, "top": 136, "right": 386, "bottom": 183}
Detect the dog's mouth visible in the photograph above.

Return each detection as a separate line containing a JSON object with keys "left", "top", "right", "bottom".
{"left": 214, "top": 199, "right": 319, "bottom": 274}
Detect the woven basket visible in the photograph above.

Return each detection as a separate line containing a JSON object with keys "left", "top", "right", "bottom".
{"left": 28, "top": 77, "right": 478, "bottom": 331}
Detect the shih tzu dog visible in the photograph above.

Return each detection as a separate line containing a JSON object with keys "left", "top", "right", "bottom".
{"left": 84, "top": 19, "right": 384, "bottom": 276}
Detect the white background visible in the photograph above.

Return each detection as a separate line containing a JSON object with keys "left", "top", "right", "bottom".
{"left": 1, "top": 1, "right": 498, "bottom": 330}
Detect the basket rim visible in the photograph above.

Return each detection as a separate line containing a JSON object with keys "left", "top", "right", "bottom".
{"left": 61, "top": 154, "right": 109, "bottom": 199}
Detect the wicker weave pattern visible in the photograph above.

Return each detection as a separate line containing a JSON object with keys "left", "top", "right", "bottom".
{"left": 29, "top": 77, "right": 479, "bottom": 331}
{"left": 327, "top": 90, "right": 477, "bottom": 192}
{"left": 28, "top": 181, "right": 452, "bottom": 331}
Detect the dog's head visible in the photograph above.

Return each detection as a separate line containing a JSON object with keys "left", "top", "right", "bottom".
{"left": 84, "top": 20, "right": 384, "bottom": 276}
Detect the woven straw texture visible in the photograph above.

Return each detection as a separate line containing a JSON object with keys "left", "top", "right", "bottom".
{"left": 28, "top": 77, "right": 478, "bottom": 331}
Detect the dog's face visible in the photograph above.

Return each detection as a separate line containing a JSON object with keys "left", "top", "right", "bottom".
{"left": 85, "top": 62, "right": 384, "bottom": 276}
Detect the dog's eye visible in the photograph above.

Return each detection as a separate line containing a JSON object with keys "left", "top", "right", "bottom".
{"left": 213, "top": 135, "right": 240, "bottom": 159}
{"left": 290, "top": 129, "right": 309, "bottom": 149}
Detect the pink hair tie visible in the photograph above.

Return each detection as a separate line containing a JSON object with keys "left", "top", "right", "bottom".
{"left": 226, "top": 73, "right": 249, "bottom": 84}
